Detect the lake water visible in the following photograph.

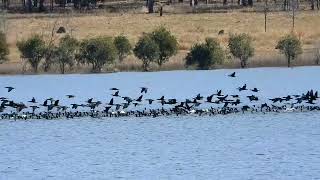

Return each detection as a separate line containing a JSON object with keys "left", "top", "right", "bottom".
{"left": 1, "top": 112, "right": 320, "bottom": 179}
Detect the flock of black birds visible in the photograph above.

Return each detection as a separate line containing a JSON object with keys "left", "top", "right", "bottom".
{"left": 0, "top": 72, "right": 319, "bottom": 120}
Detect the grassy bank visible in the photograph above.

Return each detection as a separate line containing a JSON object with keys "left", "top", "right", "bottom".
{"left": 1, "top": 11, "right": 320, "bottom": 74}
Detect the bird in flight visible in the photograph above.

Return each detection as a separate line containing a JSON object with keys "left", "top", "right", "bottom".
{"left": 251, "top": 88, "right": 259, "bottom": 92}
{"left": 112, "top": 91, "right": 120, "bottom": 97}
{"left": 66, "top": 95, "right": 75, "bottom": 98}
{"left": 5, "top": 87, "right": 14, "bottom": 92}
{"left": 140, "top": 87, "right": 148, "bottom": 94}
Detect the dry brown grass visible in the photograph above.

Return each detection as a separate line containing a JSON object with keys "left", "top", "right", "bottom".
{"left": 3, "top": 10, "right": 320, "bottom": 73}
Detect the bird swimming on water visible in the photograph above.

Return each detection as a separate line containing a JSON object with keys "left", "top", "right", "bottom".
{"left": 28, "top": 97, "right": 37, "bottom": 103}
{"left": 66, "top": 95, "right": 75, "bottom": 98}
{"left": 238, "top": 84, "right": 247, "bottom": 91}
{"left": 251, "top": 88, "right": 259, "bottom": 92}
{"left": 228, "top": 72, "right": 236, "bottom": 77}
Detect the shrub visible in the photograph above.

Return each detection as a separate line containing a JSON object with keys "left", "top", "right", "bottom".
{"left": 77, "top": 36, "right": 117, "bottom": 73}
{"left": 114, "top": 35, "right": 132, "bottom": 62}
{"left": 133, "top": 34, "right": 159, "bottom": 71}
{"left": 186, "top": 38, "right": 224, "bottom": 70}
{"left": 228, "top": 33, "right": 254, "bottom": 68}
{"left": 0, "top": 31, "right": 9, "bottom": 64}
{"left": 149, "top": 26, "right": 178, "bottom": 67}
{"left": 53, "top": 35, "right": 79, "bottom": 74}
{"left": 16, "top": 34, "right": 46, "bottom": 73}
{"left": 276, "top": 34, "right": 302, "bottom": 67}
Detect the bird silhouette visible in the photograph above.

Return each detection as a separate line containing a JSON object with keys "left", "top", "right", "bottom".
{"left": 215, "top": 90, "right": 223, "bottom": 96}
{"left": 108, "top": 98, "right": 114, "bottom": 106}
{"left": 71, "top": 104, "right": 79, "bottom": 109}
{"left": 122, "top": 103, "right": 130, "bottom": 109}
{"left": 195, "top": 94, "right": 203, "bottom": 100}
{"left": 217, "top": 95, "right": 228, "bottom": 102}
{"left": 206, "top": 95, "right": 214, "bottom": 103}
{"left": 28, "top": 97, "right": 37, "bottom": 103}
{"left": 251, "top": 88, "right": 259, "bottom": 92}
{"left": 16, "top": 103, "right": 27, "bottom": 112}
{"left": 122, "top": 96, "right": 133, "bottom": 103}
{"left": 283, "top": 95, "right": 292, "bottom": 101}
{"left": 231, "top": 99, "right": 241, "bottom": 106}
{"left": 112, "top": 91, "right": 120, "bottom": 97}
{"left": 269, "top": 97, "right": 282, "bottom": 103}
{"left": 87, "top": 98, "right": 93, "bottom": 104}
{"left": 136, "top": 95, "right": 143, "bottom": 102}
{"left": 104, "top": 106, "right": 112, "bottom": 112}
{"left": 146, "top": 99, "right": 154, "bottom": 104}
{"left": 0, "top": 81, "right": 318, "bottom": 120}
{"left": 238, "top": 84, "right": 247, "bottom": 91}
{"left": 30, "top": 105, "right": 39, "bottom": 113}
{"left": 41, "top": 100, "right": 48, "bottom": 106}
{"left": 247, "top": 95, "right": 259, "bottom": 102}
{"left": 5, "top": 87, "right": 14, "bottom": 92}
{"left": 140, "top": 87, "right": 148, "bottom": 94}
{"left": 53, "top": 100, "right": 59, "bottom": 106}
{"left": 66, "top": 95, "right": 75, "bottom": 98}
{"left": 115, "top": 104, "right": 121, "bottom": 110}
{"left": 166, "top": 99, "right": 177, "bottom": 105}
{"left": 157, "top": 96, "right": 165, "bottom": 101}
{"left": 228, "top": 72, "right": 236, "bottom": 77}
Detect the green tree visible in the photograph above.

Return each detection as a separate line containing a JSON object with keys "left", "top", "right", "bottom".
{"left": 77, "top": 36, "right": 117, "bottom": 73}
{"left": 16, "top": 34, "right": 45, "bottom": 73}
{"left": 186, "top": 38, "right": 224, "bottom": 70}
{"left": 276, "top": 34, "right": 303, "bottom": 67}
{"left": 133, "top": 34, "right": 159, "bottom": 71}
{"left": 149, "top": 26, "right": 178, "bottom": 67}
{"left": 0, "top": 31, "right": 9, "bottom": 64}
{"left": 114, "top": 35, "right": 132, "bottom": 62}
{"left": 228, "top": 33, "right": 254, "bottom": 68}
{"left": 42, "top": 44, "right": 56, "bottom": 72}
{"left": 54, "top": 35, "right": 79, "bottom": 74}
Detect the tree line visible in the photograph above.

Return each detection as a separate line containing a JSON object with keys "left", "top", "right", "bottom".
{"left": 0, "top": 26, "right": 315, "bottom": 74}
{"left": 1, "top": 0, "right": 319, "bottom": 13}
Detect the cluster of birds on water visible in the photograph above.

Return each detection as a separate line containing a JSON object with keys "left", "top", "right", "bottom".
{"left": 0, "top": 72, "right": 319, "bottom": 120}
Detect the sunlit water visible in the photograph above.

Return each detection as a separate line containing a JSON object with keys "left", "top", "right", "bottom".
{"left": 1, "top": 112, "right": 320, "bottom": 179}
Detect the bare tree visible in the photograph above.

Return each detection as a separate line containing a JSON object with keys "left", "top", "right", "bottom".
{"left": 316, "top": 43, "right": 320, "bottom": 65}
{"left": 0, "top": 10, "right": 7, "bottom": 33}
{"left": 147, "top": 0, "right": 154, "bottom": 13}
{"left": 315, "top": 49, "right": 320, "bottom": 65}
{"left": 190, "top": 0, "right": 194, "bottom": 6}
{"left": 311, "top": 0, "right": 315, "bottom": 10}
{"left": 223, "top": 0, "right": 227, "bottom": 5}
{"left": 284, "top": 0, "right": 290, "bottom": 10}
{"left": 42, "top": 18, "right": 60, "bottom": 72}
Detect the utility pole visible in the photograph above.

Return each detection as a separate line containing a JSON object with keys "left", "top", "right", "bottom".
{"left": 264, "top": 0, "right": 268, "bottom": 32}
{"left": 292, "top": 0, "right": 295, "bottom": 29}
